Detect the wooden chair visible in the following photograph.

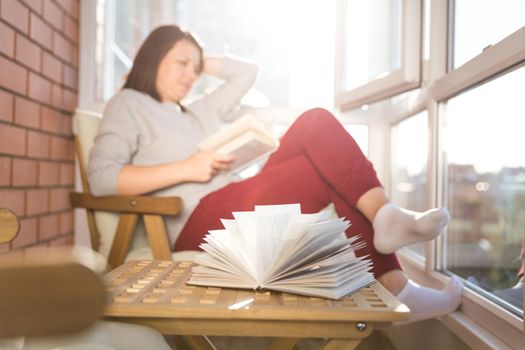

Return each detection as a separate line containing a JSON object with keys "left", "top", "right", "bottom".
{"left": 70, "top": 109, "right": 196, "bottom": 269}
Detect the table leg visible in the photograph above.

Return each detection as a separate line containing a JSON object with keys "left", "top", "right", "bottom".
{"left": 268, "top": 337, "right": 300, "bottom": 350}
{"left": 322, "top": 339, "right": 362, "bottom": 350}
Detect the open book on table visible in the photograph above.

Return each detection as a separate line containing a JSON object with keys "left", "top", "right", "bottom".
{"left": 198, "top": 114, "right": 279, "bottom": 172}
{"left": 187, "top": 204, "right": 375, "bottom": 299}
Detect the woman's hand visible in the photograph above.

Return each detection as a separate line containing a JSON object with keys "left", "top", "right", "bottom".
{"left": 115, "top": 151, "right": 234, "bottom": 195}
{"left": 183, "top": 151, "right": 234, "bottom": 182}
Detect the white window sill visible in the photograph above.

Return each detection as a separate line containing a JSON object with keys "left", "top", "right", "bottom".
{"left": 398, "top": 253, "right": 524, "bottom": 349}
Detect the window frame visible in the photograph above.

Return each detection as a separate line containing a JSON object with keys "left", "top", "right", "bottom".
{"left": 361, "top": 2, "right": 525, "bottom": 346}
{"left": 79, "top": 0, "right": 105, "bottom": 113}
{"left": 334, "top": 0, "right": 422, "bottom": 111}
{"left": 431, "top": 26, "right": 525, "bottom": 337}
{"left": 388, "top": 107, "right": 432, "bottom": 261}
{"left": 431, "top": 26, "right": 525, "bottom": 102}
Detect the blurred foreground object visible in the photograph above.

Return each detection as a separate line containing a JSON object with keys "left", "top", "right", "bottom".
{"left": 0, "top": 208, "right": 105, "bottom": 338}
{"left": 0, "top": 208, "right": 20, "bottom": 244}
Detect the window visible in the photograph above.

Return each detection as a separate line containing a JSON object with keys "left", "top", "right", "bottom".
{"left": 335, "top": 0, "right": 421, "bottom": 111}
{"left": 94, "top": 0, "right": 179, "bottom": 101}
{"left": 442, "top": 65, "right": 525, "bottom": 316}
{"left": 341, "top": 0, "right": 402, "bottom": 91}
{"left": 333, "top": 0, "right": 525, "bottom": 344}
{"left": 390, "top": 111, "right": 429, "bottom": 258}
{"left": 85, "top": 0, "right": 336, "bottom": 111}
{"left": 452, "top": 0, "right": 525, "bottom": 69}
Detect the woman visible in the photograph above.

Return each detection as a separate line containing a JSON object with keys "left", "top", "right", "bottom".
{"left": 89, "top": 25, "right": 463, "bottom": 322}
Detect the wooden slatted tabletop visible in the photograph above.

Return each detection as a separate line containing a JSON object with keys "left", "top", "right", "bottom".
{"left": 103, "top": 260, "right": 409, "bottom": 350}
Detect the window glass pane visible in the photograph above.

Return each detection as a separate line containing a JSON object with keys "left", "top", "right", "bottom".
{"left": 96, "top": 0, "right": 178, "bottom": 100}
{"left": 390, "top": 111, "right": 429, "bottom": 258}
{"left": 179, "top": 0, "right": 335, "bottom": 109}
{"left": 444, "top": 65, "right": 525, "bottom": 315}
{"left": 453, "top": 0, "right": 525, "bottom": 69}
{"left": 344, "top": 124, "right": 369, "bottom": 157}
{"left": 95, "top": 0, "right": 106, "bottom": 100}
{"left": 342, "top": 0, "right": 402, "bottom": 91}
{"left": 96, "top": 0, "right": 335, "bottom": 109}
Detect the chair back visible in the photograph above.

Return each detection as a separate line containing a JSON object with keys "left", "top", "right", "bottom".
{"left": 72, "top": 110, "right": 165, "bottom": 264}
{"left": 73, "top": 110, "right": 121, "bottom": 257}
{"left": 73, "top": 109, "right": 102, "bottom": 192}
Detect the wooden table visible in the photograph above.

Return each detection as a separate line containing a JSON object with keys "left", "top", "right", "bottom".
{"left": 103, "top": 260, "right": 409, "bottom": 350}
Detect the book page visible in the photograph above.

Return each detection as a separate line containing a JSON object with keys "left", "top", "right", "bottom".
{"left": 231, "top": 210, "right": 257, "bottom": 258}
{"left": 198, "top": 114, "right": 271, "bottom": 151}
{"left": 267, "top": 272, "right": 375, "bottom": 299}
{"left": 268, "top": 259, "right": 372, "bottom": 286}
{"left": 268, "top": 243, "right": 366, "bottom": 282}
{"left": 220, "top": 135, "right": 276, "bottom": 171}
{"left": 263, "top": 210, "right": 333, "bottom": 280}
{"left": 198, "top": 230, "right": 251, "bottom": 275}
{"left": 220, "top": 219, "right": 257, "bottom": 277}
{"left": 271, "top": 218, "right": 350, "bottom": 275}
{"left": 191, "top": 228, "right": 259, "bottom": 287}
{"left": 198, "top": 114, "right": 277, "bottom": 172}
{"left": 253, "top": 204, "right": 301, "bottom": 283}
{"left": 188, "top": 204, "right": 375, "bottom": 299}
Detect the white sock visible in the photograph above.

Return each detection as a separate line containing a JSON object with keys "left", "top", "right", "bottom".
{"left": 396, "top": 277, "right": 464, "bottom": 323}
{"left": 373, "top": 203, "right": 450, "bottom": 254}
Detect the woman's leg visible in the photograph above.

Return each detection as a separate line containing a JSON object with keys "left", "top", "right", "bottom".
{"left": 175, "top": 156, "right": 333, "bottom": 251}
{"left": 178, "top": 108, "right": 462, "bottom": 322}
{"left": 176, "top": 155, "right": 401, "bottom": 278}
{"left": 330, "top": 191, "right": 463, "bottom": 322}
{"left": 262, "top": 108, "right": 380, "bottom": 207}
{"left": 264, "top": 108, "right": 461, "bottom": 321}
{"left": 382, "top": 270, "right": 464, "bottom": 322}
{"left": 357, "top": 187, "right": 450, "bottom": 254}
{"left": 265, "top": 108, "right": 450, "bottom": 254}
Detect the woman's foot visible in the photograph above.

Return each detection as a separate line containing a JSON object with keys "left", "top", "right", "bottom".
{"left": 396, "top": 277, "right": 464, "bottom": 322}
{"left": 373, "top": 204, "right": 450, "bottom": 254}
{"left": 493, "top": 280, "right": 523, "bottom": 309}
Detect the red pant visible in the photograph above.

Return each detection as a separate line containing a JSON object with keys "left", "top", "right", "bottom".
{"left": 175, "top": 108, "right": 401, "bottom": 278}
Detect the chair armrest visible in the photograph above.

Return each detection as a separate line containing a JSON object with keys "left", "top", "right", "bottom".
{"left": 70, "top": 192, "right": 183, "bottom": 215}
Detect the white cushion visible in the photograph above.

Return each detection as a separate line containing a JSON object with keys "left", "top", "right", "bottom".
{"left": 23, "top": 321, "right": 171, "bottom": 350}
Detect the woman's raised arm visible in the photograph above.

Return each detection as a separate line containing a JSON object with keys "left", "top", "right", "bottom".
{"left": 190, "top": 55, "right": 258, "bottom": 121}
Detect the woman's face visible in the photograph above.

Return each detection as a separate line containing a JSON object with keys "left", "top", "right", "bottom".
{"left": 156, "top": 39, "right": 201, "bottom": 103}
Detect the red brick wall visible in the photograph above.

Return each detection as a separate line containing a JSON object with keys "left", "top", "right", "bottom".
{"left": 0, "top": 0, "right": 78, "bottom": 252}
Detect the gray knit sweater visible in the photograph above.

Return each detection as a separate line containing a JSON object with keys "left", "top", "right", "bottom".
{"left": 88, "top": 56, "right": 258, "bottom": 245}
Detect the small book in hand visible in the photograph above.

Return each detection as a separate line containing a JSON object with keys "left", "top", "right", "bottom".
{"left": 188, "top": 204, "right": 375, "bottom": 299}
{"left": 198, "top": 114, "right": 279, "bottom": 172}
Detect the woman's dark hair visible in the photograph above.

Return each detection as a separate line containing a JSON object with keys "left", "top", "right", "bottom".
{"left": 123, "top": 25, "right": 203, "bottom": 101}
